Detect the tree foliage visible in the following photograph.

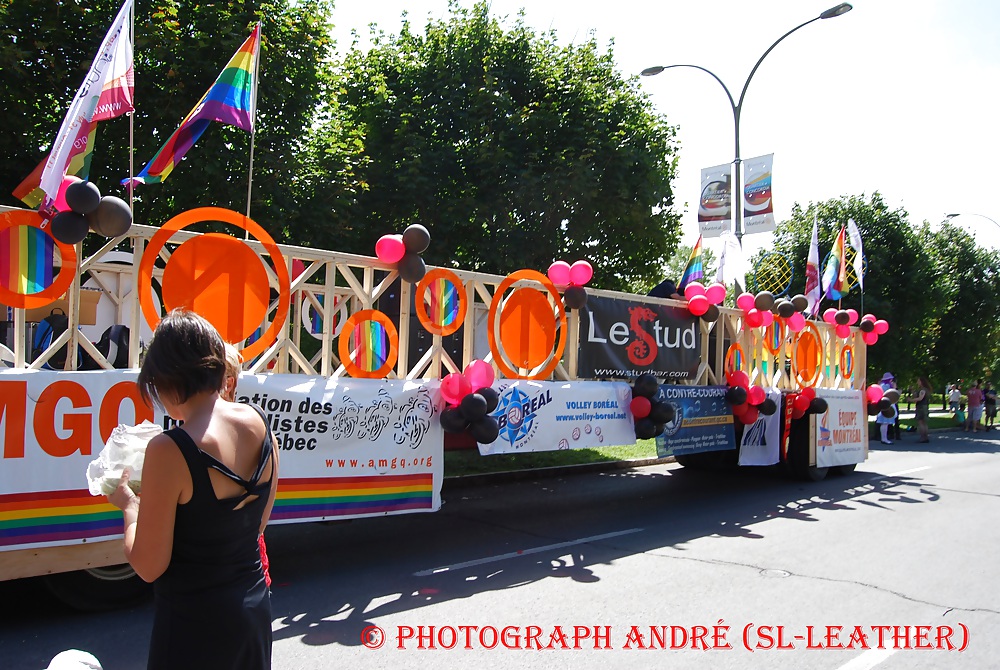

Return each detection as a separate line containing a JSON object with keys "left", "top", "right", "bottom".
{"left": 314, "top": 2, "right": 681, "bottom": 291}
{"left": 0, "top": 0, "right": 337, "bottom": 240}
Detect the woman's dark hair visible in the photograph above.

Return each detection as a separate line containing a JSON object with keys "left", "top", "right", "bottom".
{"left": 137, "top": 309, "right": 227, "bottom": 409}
{"left": 919, "top": 376, "right": 932, "bottom": 393}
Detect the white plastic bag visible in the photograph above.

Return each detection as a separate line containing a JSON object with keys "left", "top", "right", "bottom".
{"left": 86, "top": 421, "right": 163, "bottom": 496}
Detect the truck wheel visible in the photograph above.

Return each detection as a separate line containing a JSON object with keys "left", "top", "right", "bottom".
{"left": 833, "top": 463, "right": 858, "bottom": 476}
{"left": 41, "top": 564, "right": 150, "bottom": 611}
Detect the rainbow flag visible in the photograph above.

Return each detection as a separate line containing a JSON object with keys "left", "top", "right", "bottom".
{"left": 353, "top": 319, "right": 389, "bottom": 373}
{"left": 14, "top": 125, "right": 99, "bottom": 209}
{"left": 127, "top": 23, "right": 260, "bottom": 186}
{"left": 822, "top": 226, "right": 849, "bottom": 300}
{"left": 0, "top": 224, "right": 55, "bottom": 295}
{"left": 429, "top": 276, "right": 460, "bottom": 328}
{"left": 678, "top": 235, "right": 704, "bottom": 291}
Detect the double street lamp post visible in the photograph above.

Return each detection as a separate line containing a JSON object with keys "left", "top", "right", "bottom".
{"left": 641, "top": 3, "right": 853, "bottom": 247}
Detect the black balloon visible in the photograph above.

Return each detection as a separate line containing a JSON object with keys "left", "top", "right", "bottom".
{"left": 440, "top": 408, "right": 469, "bottom": 433}
{"left": 859, "top": 320, "right": 875, "bottom": 333}
{"left": 701, "top": 304, "right": 720, "bottom": 322}
{"left": 725, "top": 386, "right": 748, "bottom": 405}
{"left": 880, "top": 406, "right": 895, "bottom": 418}
{"left": 65, "top": 181, "right": 101, "bottom": 215}
{"left": 634, "top": 417, "right": 660, "bottom": 440}
{"left": 776, "top": 301, "right": 796, "bottom": 318}
{"left": 476, "top": 386, "right": 500, "bottom": 413}
{"left": 648, "top": 401, "right": 675, "bottom": 424}
{"left": 878, "top": 397, "right": 892, "bottom": 411}
{"left": 754, "top": 291, "right": 775, "bottom": 312}
{"left": 459, "top": 392, "right": 488, "bottom": 421}
{"left": 563, "top": 285, "right": 588, "bottom": 310}
{"left": 49, "top": 211, "right": 89, "bottom": 244}
{"left": 883, "top": 389, "right": 900, "bottom": 404}
{"left": 809, "top": 397, "right": 829, "bottom": 414}
{"left": 835, "top": 310, "right": 850, "bottom": 325}
{"left": 867, "top": 403, "right": 880, "bottom": 416}
{"left": 758, "top": 398, "right": 778, "bottom": 416}
{"left": 791, "top": 294, "right": 808, "bottom": 312}
{"left": 89, "top": 196, "right": 132, "bottom": 237}
{"left": 469, "top": 416, "right": 500, "bottom": 444}
{"left": 402, "top": 224, "right": 431, "bottom": 254}
{"left": 633, "top": 373, "right": 660, "bottom": 398}
{"left": 397, "top": 252, "right": 426, "bottom": 283}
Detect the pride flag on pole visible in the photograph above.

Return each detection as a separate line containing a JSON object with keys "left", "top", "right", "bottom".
{"left": 678, "top": 235, "right": 705, "bottom": 291}
{"left": 804, "top": 212, "right": 822, "bottom": 315}
{"left": 127, "top": 23, "right": 260, "bottom": 186}
{"left": 822, "top": 225, "right": 849, "bottom": 300}
{"left": 18, "top": 0, "right": 133, "bottom": 209}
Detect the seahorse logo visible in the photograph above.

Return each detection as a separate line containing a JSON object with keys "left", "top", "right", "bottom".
{"left": 359, "top": 388, "right": 393, "bottom": 441}
{"left": 331, "top": 396, "right": 361, "bottom": 440}
{"left": 393, "top": 389, "right": 434, "bottom": 448}
{"left": 627, "top": 305, "right": 659, "bottom": 366}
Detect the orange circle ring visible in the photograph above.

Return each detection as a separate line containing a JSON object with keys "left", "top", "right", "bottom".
{"left": 839, "top": 344, "right": 855, "bottom": 379}
{"left": 338, "top": 309, "right": 399, "bottom": 379}
{"left": 487, "top": 269, "right": 567, "bottom": 381}
{"left": 791, "top": 321, "right": 823, "bottom": 388}
{"left": 138, "top": 207, "right": 290, "bottom": 361}
{"left": 0, "top": 209, "right": 77, "bottom": 309}
{"left": 415, "top": 268, "right": 467, "bottom": 337}
{"left": 724, "top": 343, "right": 744, "bottom": 377}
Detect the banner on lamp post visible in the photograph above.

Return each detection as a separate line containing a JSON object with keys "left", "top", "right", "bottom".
{"left": 742, "top": 153, "right": 775, "bottom": 235}
{"left": 698, "top": 163, "right": 732, "bottom": 238}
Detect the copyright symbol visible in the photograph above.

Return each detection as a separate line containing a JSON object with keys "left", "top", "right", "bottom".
{"left": 361, "top": 625, "right": 385, "bottom": 649}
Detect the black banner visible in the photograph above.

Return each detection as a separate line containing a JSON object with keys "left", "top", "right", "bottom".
{"left": 578, "top": 295, "right": 701, "bottom": 380}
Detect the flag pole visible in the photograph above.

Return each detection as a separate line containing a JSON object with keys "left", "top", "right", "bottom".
{"left": 128, "top": 0, "right": 135, "bottom": 215}
{"left": 245, "top": 21, "right": 261, "bottom": 221}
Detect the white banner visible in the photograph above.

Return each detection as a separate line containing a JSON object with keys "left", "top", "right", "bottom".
{"left": 478, "top": 380, "right": 635, "bottom": 455}
{"left": 698, "top": 164, "right": 732, "bottom": 238}
{"left": 742, "top": 153, "right": 775, "bottom": 235}
{"left": 738, "top": 389, "right": 782, "bottom": 466}
{"left": 0, "top": 371, "right": 443, "bottom": 551}
{"left": 814, "top": 388, "right": 867, "bottom": 468}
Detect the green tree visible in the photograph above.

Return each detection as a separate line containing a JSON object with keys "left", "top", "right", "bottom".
{"left": 770, "top": 193, "right": 940, "bottom": 385}
{"left": 319, "top": 2, "right": 681, "bottom": 291}
{"left": 0, "top": 0, "right": 337, "bottom": 240}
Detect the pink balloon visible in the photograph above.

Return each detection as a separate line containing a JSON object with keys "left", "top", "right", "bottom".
{"left": 54, "top": 175, "right": 82, "bottom": 213}
{"left": 835, "top": 324, "right": 851, "bottom": 339}
{"left": 740, "top": 406, "right": 760, "bottom": 425}
{"left": 736, "top": 292, "right": 755, "bottom": 311}
{"left": 375, "top": 234, "right": 406, "bottom": 263}
{"left": 866, "top": 384, "right": 883, "bottom": 404}
{"left": 874, "top": 319, "right": 889, "bottom": 335}
{"left": 823, "top": 308, "right": 838, "bottom": 324}
{"left": 760, "top": 310, "right": 774, "bottom": 327}
{"left": 687, "top": 294, "right": 709, "bottom": 316}
{"left": 862, "top": 331, "right": 879, "bottom": 346}
{"left": 728, "top": 370, "right": 750, "bottom": 389}
{"left": 705, "top": 282, "right": 727, "bottom": 305}
{"left": 861, "top": 313, "right": 877, "bottom": 323}
{"left": 846, "top": 308, "right": 859, "bottom": 325}
{"left": 748, "top": 385, "right": 766, "bottom": 405}
{"left": 441, "top": 372, "right": 472, "bottom": 406}
{"left": 786, "top": 312, "right": 805, "bottom": 332}
{"left": 568, "top": 260, "right": 593, "bottom": 286}
{"left": 746, "top": 308, "right": 764, "bottom": 328}
{"left": 547, "top": 261, "right": 571, "bottom": 287}
{"left": 683, "top": 282, "right": 706, "bottom": 299}
{"left": 463, "top": 359, "right": 495, "bottom": 390}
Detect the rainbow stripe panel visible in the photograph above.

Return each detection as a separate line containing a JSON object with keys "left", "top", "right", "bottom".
{"left": 0, "top": 489, "right": 122, "bottom": 549}
{"left": 0, "top": 225, "right": 54, "bottom": 295}
{"left": 353, "top": 320, "right": 388, "bottom": 372}
{"left": 429, "top": 277, "right": 460, "bottom": 328}
{"left": 272, "top": 474, "right": 434, "bottom": 521}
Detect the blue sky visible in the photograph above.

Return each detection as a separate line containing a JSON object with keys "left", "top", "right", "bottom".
{"left": 329, "top": 1, "right": 1000, "bottom": 254}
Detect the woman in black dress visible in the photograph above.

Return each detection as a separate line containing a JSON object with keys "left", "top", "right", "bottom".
{"left": 108, "top": 309, "right": 278, "bottom": 669}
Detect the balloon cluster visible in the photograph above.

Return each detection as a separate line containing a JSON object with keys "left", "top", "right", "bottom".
{"left": 629, "top": 373, "right": 674, "bottom": 439}
{"left": 787, "top": 386, "right": 828, "bottom": 420}
{"left": 772, "top": 294, "right": 809, "bottom": 332}
{"left": 820, "top": 308, "right": 859, "bottom": 339}
{"left": 724, "top": 370, "right": 778, "bottom": 425}
{"left": 46, "top": 176, "right": 133, "bottom": 245}
{"left": 439, "top": 360, "right": 501, "bottom": 444}
{"left": 682, "top": 282, "right": 727, "bottom": 322}
{"left": 375, "top": 224, "right": 431, "bottom": 283}
{"left": 736, "top": 291, "right": 809, "bottom": 332}
{"left": 547, "top": 260, "right": 593, "bottom": 310}
{"left": 857, "top": 313, "right": 889, "bottom": 345}
{"left": 865, "top": 384, "right": 899, "bottom": 417}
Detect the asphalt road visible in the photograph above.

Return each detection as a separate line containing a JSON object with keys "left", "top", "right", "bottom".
{"left": 3, "top": 430, "right": 999, "bottom": 669}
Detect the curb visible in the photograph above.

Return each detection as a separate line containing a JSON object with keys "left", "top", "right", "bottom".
{"left": 442, "top": 457, "right": 674, "bottom": 491}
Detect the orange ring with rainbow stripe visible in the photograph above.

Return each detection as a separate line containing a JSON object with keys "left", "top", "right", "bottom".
{"left": 338, "top": 309, "right": 399, "bottom": 379}
{"left": 724, "top": 343, "right": 745, "bottom": 377}
{"left": 415, "top": 268, "right": 467, "bottom": 336}
{"left": 791, "top": 321, "right": 823, "bottom": 387}
{"left": 839, "top": 344, "right": 855, "bottom": 379}
{"left": 0, "top": 209, "right": 77, "bottom": 310}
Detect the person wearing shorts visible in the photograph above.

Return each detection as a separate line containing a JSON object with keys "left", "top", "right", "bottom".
{"left": 965, "top": 379, "right": 984, "bottom": 433}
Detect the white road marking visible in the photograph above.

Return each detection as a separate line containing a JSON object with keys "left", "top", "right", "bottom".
{"left": 835, "top": 648, "right": 896, "bottom": 670}
{"left": 413, "top": 528, "right": 643, "bottom": 577}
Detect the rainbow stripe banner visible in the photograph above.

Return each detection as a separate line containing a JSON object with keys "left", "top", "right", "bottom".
{"left": 272, "top": 474, "right": 435, "bottom": 521}
{"left": 0, "top": 489, "right": 122, "bottom": 549}
{"left": 353, "top": 320, "right": 389, "bottom": 373}
{"left": 822, "top": 226, "right": 849, "bottom": 300}
{"left": 0, "top": 225, "right": 54, "bottom": 295}
{"left": 678, "top": 235, "right": 705, "bottom": 291}
{"left": 429, "top": 277, "right": 460, "bottom": 329}
{"left": 127, "top": 23, "right": 260, "bottom": 186}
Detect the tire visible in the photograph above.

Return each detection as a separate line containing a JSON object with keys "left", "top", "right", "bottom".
{"left": 833, "top": 463, "right": 858, "bottom": 476}
{"left": 41, "top": 564, "right": 151, "bottom": 611}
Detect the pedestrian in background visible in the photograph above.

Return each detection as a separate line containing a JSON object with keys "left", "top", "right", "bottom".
{"left": 876, "top": 372, "right": 898, "bottom": 445}
{"left": 949, "top": 384, "right": 961, "bottom": 413}
{"left": 965, "top": 379, "right": 984, "bottom": 433}
{"left": 914, "top": 377, "right": 932, "bottom": 443}
{"left": 107, "top": 309, "right": 278, "bottom": 670}
{"left": 984, "top": 381, "right": 997, "bottom": 430}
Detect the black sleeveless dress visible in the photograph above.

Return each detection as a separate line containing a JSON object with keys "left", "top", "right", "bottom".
{"left": 148, "top": 407, "right": 274, "bottom": 670}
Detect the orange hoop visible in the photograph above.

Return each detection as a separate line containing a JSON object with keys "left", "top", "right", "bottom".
{"left": 487, "top": 269, "right": 567, "bottom": 380}
{"left": 791, "top": 321, "right": 823, "bottom": 387}
{"left": 415, "top": 268, "right": 467, "bottom": 336}
{"left": 0, "top": 209, "right": 77, "bottom": 310}
{"left": 338, "top": 309, "right": 399, "bottom": 379}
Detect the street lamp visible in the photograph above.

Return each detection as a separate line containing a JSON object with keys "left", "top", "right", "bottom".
{"left": 943, "top": 213, "right": 1000, "bottom": 248}
{"left": 641, "top": 3, "right": 853, "bottom": 246}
